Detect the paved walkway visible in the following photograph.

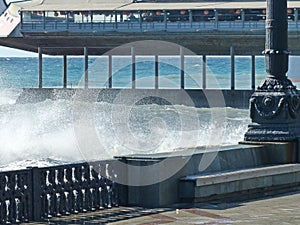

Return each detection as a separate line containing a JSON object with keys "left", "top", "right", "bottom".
{"left": 26, "top": 191, "right": 300, "bottom": 225}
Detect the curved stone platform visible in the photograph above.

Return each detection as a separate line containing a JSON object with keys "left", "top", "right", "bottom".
{"left": 118, "top": 142, "right": 298, "bottom": 207}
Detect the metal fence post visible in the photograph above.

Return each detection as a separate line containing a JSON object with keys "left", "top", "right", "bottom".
{"left": 251, "top": 55, "right": 256, "bottom": 90}
{"left": 84, "top": 47, "right": 89, "bottom": 89}
{"left": 155, "top": 55, "right": 159, "bottom": 89}
{"left": 202, "top": 55, "right": 206, "bottom": 89}
{"left": 180, "top": 47, "right": 184, "bottom": 89}
{"left": 38, "top": 47, "right": 42, "bottom": 88}
{"left": 131, "top": 47, "right": 136, "bottom": 89}
{"left": 230, "top": 46, "right": 235, "bottom": 90}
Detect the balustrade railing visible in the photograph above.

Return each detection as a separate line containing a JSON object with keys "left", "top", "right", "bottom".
{"left": 21, "top": 19, "right": 300, "bottom": 33}
{"left": 21, "top": 20, "right": 267, "bottom": 33}
{"left": 0, "top": 169, "right": 32, "bottom": 223}
{"left": 0, "top": 160, "right": 120, "bottom": 223}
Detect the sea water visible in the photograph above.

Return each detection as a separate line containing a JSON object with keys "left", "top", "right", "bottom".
{"left": 0, "top": 56, "right": 268, "bottom": 89}
{"left": 0, "top": 55, "right": 297, "bottom": 170}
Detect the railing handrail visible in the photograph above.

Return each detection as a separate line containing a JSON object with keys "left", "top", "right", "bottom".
{"left": 20, "top": 19, "right": 300, "bottom": 34}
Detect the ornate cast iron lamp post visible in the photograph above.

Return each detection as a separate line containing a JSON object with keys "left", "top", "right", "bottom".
{"left": 244, "top": 0, "right": 300, "bottom": 141}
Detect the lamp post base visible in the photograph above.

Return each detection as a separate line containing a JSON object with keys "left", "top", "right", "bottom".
{"left": 244, "top": 77, "right": 300, "bottom": 142}
{"left": 245, "top": 122, "right": 300, "bottom": 142}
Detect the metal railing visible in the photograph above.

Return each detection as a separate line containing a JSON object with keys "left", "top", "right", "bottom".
{"left": 21, "top": 20, "right": 300, "bottom": 33}
{"left": 0, "top": 169, "right": 32, "bottom": 223}
{"left": 0, "top": 160, "right": 119, "bottom": 223}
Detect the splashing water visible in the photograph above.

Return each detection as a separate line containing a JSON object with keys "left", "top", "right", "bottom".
{"left": 0, "top": 89, "right": 250, "bottom": 170}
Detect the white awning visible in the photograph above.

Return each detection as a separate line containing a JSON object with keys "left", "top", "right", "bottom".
{"left": 17, "top": 0, "right": 132, "bottom": 11}
{"left": 14, "top": 0, "right": 300, "bottom": 12}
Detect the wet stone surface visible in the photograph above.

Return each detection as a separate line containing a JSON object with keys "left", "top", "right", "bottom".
{"left": 24, "top": 190, "right": 300, "bottom": 225}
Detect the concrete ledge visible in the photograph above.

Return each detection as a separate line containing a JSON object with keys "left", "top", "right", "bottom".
{"left": 179, "top": 163, "right": 300, "bottom": 201}
{"left": 182, "top": 163, "right": 300, "bottom": 186}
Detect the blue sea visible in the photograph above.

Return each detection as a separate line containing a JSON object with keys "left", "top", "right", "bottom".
{"left": 0, "top": 56, "right": 270, "bottom": 89}
{"left": 0, "top": 56, "right": 299, "bottom": 170}
{"left": 1, "top": 55, "right": 299, "bottom": 89}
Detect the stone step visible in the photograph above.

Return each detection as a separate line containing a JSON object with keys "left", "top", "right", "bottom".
{"left": 179, "top": 163, "right": 300, "bottom": 202}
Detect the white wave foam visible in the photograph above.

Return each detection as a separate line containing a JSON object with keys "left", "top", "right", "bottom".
{"left": 0, "top": 88, "right": 22, "bottom": 105}
{"left": 0, "top": 158, "right": 70, "bottom": 172}
{"left": 0, "top": 92, "right": 250, "bottom": 170}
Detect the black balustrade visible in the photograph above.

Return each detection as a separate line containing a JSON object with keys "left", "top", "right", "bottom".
{"left": 0, "top": 170, "right": 32, "bottom": 223}
{"left": 0, "top": 160, "right": 120, "bottom": 223}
